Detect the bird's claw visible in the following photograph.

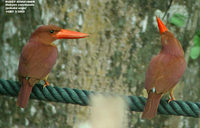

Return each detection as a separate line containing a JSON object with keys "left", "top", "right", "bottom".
{"left": 168, "top": 89, "right": 176, "bottom": 103}
{"left": 43, "top": 80, "right": 50, "bottom": 88}
{"left": 168, "top": 96, "right": 175, "bottom": 103}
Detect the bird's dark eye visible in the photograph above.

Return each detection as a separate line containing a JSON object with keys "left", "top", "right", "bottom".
{"left": 49, "top": 30, "right": 54, "bottom": 33}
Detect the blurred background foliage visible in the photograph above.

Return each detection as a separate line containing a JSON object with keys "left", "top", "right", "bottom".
{"left": 0, "top": 0, "right": 200, "bottom": 127}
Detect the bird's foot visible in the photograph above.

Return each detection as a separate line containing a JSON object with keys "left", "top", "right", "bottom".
{"left": 168, "top": 90, "right": 176, "bottom": 103}
{"left": 168, "top": 96, "right": 175, "bottom": 103}
{"left": 43, "top": 80, "right": 50, "bottom": 88}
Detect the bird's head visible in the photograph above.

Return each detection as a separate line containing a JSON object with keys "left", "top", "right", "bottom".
{"left": 156, "top": 17, "right": 176, "bottom": 47}
{"left": 30, "top": 25, "right": 89, "bottom": 45}
{"left": 156, "top": 16, "right": 184, "bottom": 56}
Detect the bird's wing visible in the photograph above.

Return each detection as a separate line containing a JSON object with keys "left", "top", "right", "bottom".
{"left": 18, "top": 42, "right": 58, "bottom": 79}
{"left": 144, "top": 54, "right": 186, "bottom": 94}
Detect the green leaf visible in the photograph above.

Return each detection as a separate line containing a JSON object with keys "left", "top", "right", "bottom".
{"left": 193, "top": 35, "right": 200, "bottom": 46}
{"left": 190, "top": 46, "right": 200, "bottom": 59}
{"left": 196, "top": 30, "right": 200, "bottom": 36}
{"left": 169, "top": 13, "right": 186, "bottom": 27}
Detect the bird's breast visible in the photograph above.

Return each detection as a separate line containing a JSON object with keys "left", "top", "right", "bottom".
{"left": 18, "top": 42, "right": 58, "bottom": 79}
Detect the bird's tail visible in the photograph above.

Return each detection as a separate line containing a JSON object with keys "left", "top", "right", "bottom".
{"left": 16, "top": 78, "right": 33, "bottom": 108}
{"left": 142, "top": 91, "right": 162, "bottom": 119}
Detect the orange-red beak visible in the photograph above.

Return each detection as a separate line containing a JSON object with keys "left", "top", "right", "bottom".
{"left": 156, "top": 16, "right": 168, "bottom": 34}
{"left": 54, "top": 29, "right": 89, "bottom": 39}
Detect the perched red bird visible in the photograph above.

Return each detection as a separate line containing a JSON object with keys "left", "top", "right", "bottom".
{"left": 17, "top": 25, "right": 88, "bottom": 108}
{"left": 142, "top": 17, "right": 186, "bottom": 119}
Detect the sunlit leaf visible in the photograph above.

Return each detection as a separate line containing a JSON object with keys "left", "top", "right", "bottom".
{"left": 193, "top": 35, "right": 200, "bottom": 46}
{"left": 169, "top": 13, "right": 186, "bottom": 27}
{"left": 190, "top": 46, "right": 200, "bottom": 59}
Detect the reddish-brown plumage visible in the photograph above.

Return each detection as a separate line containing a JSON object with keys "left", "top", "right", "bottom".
{"left": 142, "top": 17, "right": 186, "bottom": 119}
{"left": 17, "top": 25, "right": 88, "bottom": 108}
